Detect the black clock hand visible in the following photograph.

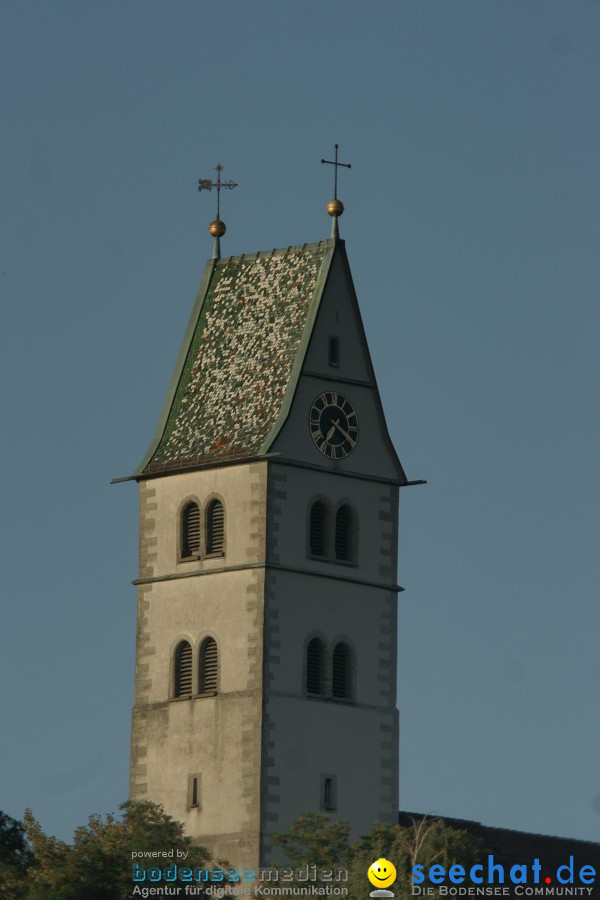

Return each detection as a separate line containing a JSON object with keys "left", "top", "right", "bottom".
{"left": 332, "top": 419, "right": 356, "bottom": 447}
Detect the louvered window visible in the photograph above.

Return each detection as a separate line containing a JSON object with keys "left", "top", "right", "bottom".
{"left": 309, "top": 501, "right": 327, "bottom": 557}
{"left": 182, "top": 502, "right": 201, "bottom": 558}
{"left": 335, "top": 505, "right": 353, "bottom": 562}
{"left": 206, "top": 500, "right": 225, "bottom": 555}
{"left": 332, "top": 642, "right": 351, "bottom": 700}
{"left": 200, "top": 637, "right": 218, "bottom": 693}
{"left": 175, "top": 641, "right": 193, "bottom": 698}
{"left": 306, "top": 637, "right": 324, "bottom": 695}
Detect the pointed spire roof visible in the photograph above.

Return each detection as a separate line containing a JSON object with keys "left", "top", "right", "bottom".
{"left": 135, "top": 240, "right": 336, "bottom": 476}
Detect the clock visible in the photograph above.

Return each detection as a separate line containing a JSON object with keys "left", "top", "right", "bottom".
{"left": 309, "top": 391, "right": 359, "bottom": 459}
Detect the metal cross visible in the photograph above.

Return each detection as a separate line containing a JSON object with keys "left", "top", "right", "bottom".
{"left": 198, "top": 163, "right": 238, "bottom": 219}
{"left": 321, "top": 144, "right": 351, "bottom": 199}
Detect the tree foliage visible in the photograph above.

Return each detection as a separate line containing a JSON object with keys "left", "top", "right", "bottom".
{"left": 273, "top": 812, "right": 485, "bottom": 900}
{"left": 272, "top": 813, "right": 353, "bottom": 869}
{"left": 2, "top": 803, "right": 485, "bottom": 900}
{"left": 0, "top": 811, "right": 33, "bottom": 899}
{"left": 1, "top": 801, "right": 213, "bottom": 900}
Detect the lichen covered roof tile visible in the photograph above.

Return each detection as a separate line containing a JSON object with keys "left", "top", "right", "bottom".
{"left": 143, "top": 243, "right": 329, "bottom": 473}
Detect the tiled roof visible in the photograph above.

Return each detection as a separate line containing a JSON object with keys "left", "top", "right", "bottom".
{"left": 399, "top": 811, "right": 600, "bottom": 887}
{"left": 139, "top": 242, "right": 332, "bottom": 475}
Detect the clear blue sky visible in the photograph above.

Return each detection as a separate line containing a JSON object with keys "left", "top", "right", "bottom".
{"left": 1, "top": 0, "right": 599, "bottom": 845}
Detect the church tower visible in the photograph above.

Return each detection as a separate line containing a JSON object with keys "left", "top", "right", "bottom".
{"left": 126, "top": 170, "right": 414, "bottom": 869}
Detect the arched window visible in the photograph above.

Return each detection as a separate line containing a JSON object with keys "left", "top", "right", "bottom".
{"left": 309, "top": 501, "right": 327, "bottom": 557}
{"left": 181, "top": 502, "right": 201, "bottom": 559}
{"left": 332, "top": 642, "right": 351, "bottom": 700}
{"left": 174, "top": 640, "right": 193, "bottom": 698}
{"left": 206, "top": 500, "right": 225, "bottom": 555}
{"left": 199, "top": 637, "right": 218, "bottom": 693}
{"left": 306, "top": 637, "right": 324, "bottom": 695}
{"left": 334, "top": 505, "right": 353, "bottom": 562}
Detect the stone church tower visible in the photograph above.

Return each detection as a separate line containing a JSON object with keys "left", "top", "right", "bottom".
{"left": 125, "top": 194, "right": 415, "bottom": 870}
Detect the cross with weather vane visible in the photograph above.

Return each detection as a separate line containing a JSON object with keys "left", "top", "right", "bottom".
{"left": 198, "top": 163, "right": 238, "bottom": 258}
{"left": 321, "top": 144, "right": 351, "bottom": 237}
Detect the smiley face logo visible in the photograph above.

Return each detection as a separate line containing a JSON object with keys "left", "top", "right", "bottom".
{"left": 367, "top": 858, "right": 397, "bottom": 889}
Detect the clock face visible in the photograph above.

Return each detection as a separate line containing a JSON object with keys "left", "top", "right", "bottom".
{"left": 309, "top": 391, "right": 359, "bottom": 459}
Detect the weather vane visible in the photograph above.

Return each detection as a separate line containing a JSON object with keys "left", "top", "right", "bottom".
{"left": 198, "top": 163, "right": 238, "bottom": 258}
{"left": 321, "top": 144, "right": 351, "bottom": 238}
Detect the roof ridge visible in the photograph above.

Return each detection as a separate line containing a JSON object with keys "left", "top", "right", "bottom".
{"left": 219, "top": 238, "right": 335, "bottom": 264}
{"left": 398, "top": 811, "right": 600, "bottom": 847}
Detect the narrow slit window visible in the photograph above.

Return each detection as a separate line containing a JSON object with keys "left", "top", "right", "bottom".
{"left": 200, "top": 637, "right": 218, "bottom": 693}
{"left": 182, "top": 502, "right": 201, "bottom": 558}
{"left": 188, "top": 773, "right": 201, "bottom": 809}
{"left": 174, "top": 641, "right": 193, "bottom": 698}
{"left": 206, "top": 500, "right": 225, "bottom": 555}
{"left": 321, "top": 774, "right": 337, "bottom": 811}
{"left": 328, "top": 337, "right": 340, "bottom": 367}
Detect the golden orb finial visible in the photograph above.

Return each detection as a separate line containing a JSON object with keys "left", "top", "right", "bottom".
{"left": 326, "top": 198, "right": 344, "bottom": 218}
{"left": 209, "top": 218, "right": 226, "bottom": 238}
{"left": 321, "top": 145, "right": 351, "bottom": 238}
{"left": 199, "top": 164, "right": 237, "bottom": 257}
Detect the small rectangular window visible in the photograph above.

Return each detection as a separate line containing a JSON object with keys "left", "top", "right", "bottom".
{"left": 321, "top": 773, "right": 337, "bottom": 811}
{"left": 188, "top": 774, "right": 201, "bottom": 809}
{"left": 328, "top": 337, "right": 340, "bottom": 367}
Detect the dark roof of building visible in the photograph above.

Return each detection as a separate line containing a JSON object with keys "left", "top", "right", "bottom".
{"left": 399, "top": 811, "right": 600, "bottom": 876}
{"left": 135, "top": 240, "right": 335, "bottom": 476}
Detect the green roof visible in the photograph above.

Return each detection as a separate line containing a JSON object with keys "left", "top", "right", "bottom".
{"left": 136, "top": 240, "right": 335, "bottom": 476}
